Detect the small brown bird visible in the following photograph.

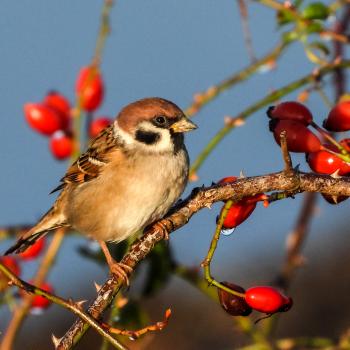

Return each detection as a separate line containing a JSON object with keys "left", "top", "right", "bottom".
{"left": 5, "top": 97, "right": 197, "bottom": 283}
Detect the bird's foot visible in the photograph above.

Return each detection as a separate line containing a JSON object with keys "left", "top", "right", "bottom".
{"left": 153, "top": 221, "right": 169, "bottom": 240}
{"left": 109, "top": 261, "right": 133, "bottom": 287}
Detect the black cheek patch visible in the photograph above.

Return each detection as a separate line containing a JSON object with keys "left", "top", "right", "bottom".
{"left": 135, "top": 129, "right": 160, "bottom": 145}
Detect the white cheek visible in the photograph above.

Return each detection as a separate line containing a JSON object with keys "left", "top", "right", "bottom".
{"left": 113, "top": 121, "right": 135, "bottom": 145}
{"left": 114, "top": 120, "right": 174, "bottom": 153}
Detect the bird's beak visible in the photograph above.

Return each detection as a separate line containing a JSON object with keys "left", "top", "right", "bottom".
{"left": 170, "top": 118, "right": 198, "bottom": 133}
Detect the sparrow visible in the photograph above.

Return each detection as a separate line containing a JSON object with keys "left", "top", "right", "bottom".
{"left": 5, "top": 97, "right": 197, "bottom": 284}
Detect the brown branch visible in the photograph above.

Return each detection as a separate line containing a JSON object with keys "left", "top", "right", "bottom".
{"left": 279, "top": 131, "right": 293, "bottom": 173}
{"left": 57, "top": 170, "right": 350, "bottom": 349}
{"left": 333, "top": 4, "right": 350, "bottom": 100}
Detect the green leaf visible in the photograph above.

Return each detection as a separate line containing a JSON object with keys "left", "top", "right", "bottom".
{"left": 302, "top": 2, "right": 330, "bottom": 20}
{"left": 305, "top": 21, "right": 323, "bottom": 34}
{"left": 277, "top": 9, "right": 296, "bottom": 26}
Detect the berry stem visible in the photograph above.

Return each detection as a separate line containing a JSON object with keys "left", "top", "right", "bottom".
{"left": 201, "top": 199, "right": 245, "bottom": 298}
{"left": 310, "top": 121, "right": 348, "bottom": 154}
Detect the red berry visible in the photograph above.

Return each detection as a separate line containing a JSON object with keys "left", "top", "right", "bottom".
{"left": 267, "top": 101, "right": 313, "bottom": 125}
{"left": 245, "top": 286, "right": 292, "bottom": 314}
{"left": 76, "top": 66, "right": 104, "bottom": 111}
{"left": 19, "top": 237, "right": 46, "bottom": 260}
{"left": 218, "top": 176, "right": 238, "bottom": 184}
{"left": 43, "top": 91, "right": 71, "bottom": 130}
{"left": 0, "top": 256, "right": 21, "bottom": 291}
{"left": 306, "top": 149, "right": 350, "bottom": 175}
{"left": 222, "top": 201, "right": 257, "bottom": 229}
{"left": 271, "top": 120, "right": 321, "bottom": 153}
{"left": 220, "top": 193, "right": 266, "bottom": 229}
{"left": 49, "top": 131, "right": 74, "bottom": 160}
{"left": 24, "top": 103, "right": 62, "bottom": 136}
{"left": 89, "top": 117, "right": 112, "bottom": 138}
{"left": 323, "top": 101, "right": 350, "bottom": 131}
{"left": 0, "top": 256, "right": 20, "bottom": 276}
{"left": 218, "top": 282, "right": 252, "bottom": 316}
{"left": 30, "top": 282, "right": 54, "bottom": 310}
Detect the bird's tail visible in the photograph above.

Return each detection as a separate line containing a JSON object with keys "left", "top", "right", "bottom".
{"left": 4, "top": 207, "right": 68, "bottom": 255}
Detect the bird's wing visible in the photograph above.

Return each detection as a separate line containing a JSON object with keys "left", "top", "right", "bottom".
{"left": 51, "top": 125, "right": 120, "bottom": 193}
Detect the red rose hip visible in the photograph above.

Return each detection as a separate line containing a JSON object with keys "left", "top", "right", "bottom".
{"left": 218, "top": 282, "right": 252, "bottom": 316}
{"left": 323, "top": 101, "right": 350, "bottom": 131}
{"left": 76, "top": 66, "right": 104, "bottom": 112}
{"left": 89, "top": 117, "right": 112, "bottom": 138}
{"left": 49, "top": 131, "right": 74, "bottom": 160}
{"left": 19, "top": 237, "right": 46, "bottom": 260}
{"left": 271, "top": 119, "right": 321, "bottom": 153}
{"left": 306, "top": 149, "right": 350, "bottom": 175}
{"left": 24, "top": 103, "right": 62, "bottom": 136}
{"left": 0, "top": 256, "right": 21, "bottom": 291}
{"left": 43, "top": 91, "right": 71, "bottom": 130}
{"left": 267, "top": 101, "right": 313, "bottom": 125}
{"left": 30, "top": 282, "right": 54, "bottom": 310}
{"left": 245, "top": 286, "right": 292, "bottom": 314}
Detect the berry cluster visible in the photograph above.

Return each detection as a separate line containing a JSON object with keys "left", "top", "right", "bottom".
{"left": 268, "top": 101, "right": 350, "bottom": 204}
{"left": 24, "top": 66, "right": 111, "bottom": 160}
{"left": 0, "top": 238, "right": 53, "bottom": 311}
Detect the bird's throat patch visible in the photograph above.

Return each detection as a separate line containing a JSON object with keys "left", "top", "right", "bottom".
{"left": 135, "top": 129, "right": 160, "bottom": 145}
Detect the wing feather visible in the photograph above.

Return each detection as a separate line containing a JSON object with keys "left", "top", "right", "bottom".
{"left": 50, "top": 125, "right": 119, "bottom": 193}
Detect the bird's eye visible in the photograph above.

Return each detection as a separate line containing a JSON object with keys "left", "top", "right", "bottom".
{"left": 154, "top": 116, "right": 167, "bottom": 126}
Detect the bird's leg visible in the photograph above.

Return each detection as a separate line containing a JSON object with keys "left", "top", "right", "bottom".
{"left": 98, "top": 241, "right": 132, "bottom": 286}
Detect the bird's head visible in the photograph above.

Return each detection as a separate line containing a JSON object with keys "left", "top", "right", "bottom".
{"left": 114, "top": 97, "right": 197, "bottom": 154}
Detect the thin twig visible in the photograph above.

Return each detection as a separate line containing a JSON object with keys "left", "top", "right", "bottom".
{"left": 200, "top": 200, "right": 245, "bottom": 298}
{"left": 238, "top": 0, "right": 257, "bottom": 62}
{"left": 184, "top": 41, "right": 289, "bottom": 117}
{"left": 279, "top": 131, "right": 293, "bottom": 173}
{"left": 0, "top": 262, "right": 128, "bottom": 350}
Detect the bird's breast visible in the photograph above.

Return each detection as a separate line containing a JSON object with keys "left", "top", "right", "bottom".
{"left": 66, "top": 149, "right": 189, "bottom": 242}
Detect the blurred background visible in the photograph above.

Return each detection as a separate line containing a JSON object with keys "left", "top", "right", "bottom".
{"left": 0, "top": 1, "right": 349, "bottom": 349}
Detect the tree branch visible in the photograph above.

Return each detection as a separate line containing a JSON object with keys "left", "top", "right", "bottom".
{"left": 57, "top": 170, "right": 350, "bottom": 349}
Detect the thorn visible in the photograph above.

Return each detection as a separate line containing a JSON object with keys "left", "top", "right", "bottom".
{"left": 330, "top": 169, "right": 341, "bottom": 178}
{"left": 52, "top": 334, "right": 63, "bottom": 348}
{"left": 204, "top": 203, "right": 212, "bottom": 209}
{"left": 94, "top": 281, "right": 102, "bottom": 292}
{"left": 293, "top": 164, "right": 300, "bottom": 172}
{"left": 331, "top": 195, "right": 339, "bottom": 203}
{"left": 76, "top": 300, "right": 87, "bottom": 309}
{"left": 239, "top": 170, "right": 246, "bottom": 178}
